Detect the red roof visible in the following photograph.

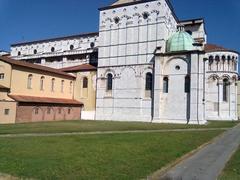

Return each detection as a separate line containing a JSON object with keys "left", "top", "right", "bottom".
{"left": 0, "top": 56, "right": 75, "bottom": 79}
{"left": 60, "top": 64, "right": 97, "bottom": 72}
{"left": 205, "top": 44, "right": 239, "bottom": 54}
{"left": 9, "top": 95, "right": 82, "bottom": 105}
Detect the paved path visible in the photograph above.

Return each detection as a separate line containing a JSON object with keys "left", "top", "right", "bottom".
{"left": 0, "top": 128, "right": 229, "bottom": 138}
{"left": 157, "top": 123, "right": 240, "bottom": 180}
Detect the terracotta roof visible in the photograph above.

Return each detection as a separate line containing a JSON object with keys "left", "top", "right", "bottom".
{"left": 9, "top": 95, "right": 83, "bottom": 105}
{"left": 0, "top": 56, "right": 75, "bottom": 79}
{"left": 60, "top": 64, "right": 97, "bottom": 72}
{"left": 11, "top": 32, "right": 99, "bottom": 47}
{"left": 0, "top": 85, "right": 10, "bottom": 89}
{"left": 205, "top": 44, "right": 239, "bottom": 54}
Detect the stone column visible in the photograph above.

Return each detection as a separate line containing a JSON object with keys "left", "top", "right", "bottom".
{"left": 62, "top": 56, "right": 68, "bottom": 68}
{"left": 153, "top": 54, "right": 162, "bottom": 121}
{"left": 189, "top": 52, "right": 206, "bottom": 124}
{"left": 41, "top": 58, "right": 46, "bottom": 65}
{"left": 218, "top": 80, "right": 223, "bottom": 118}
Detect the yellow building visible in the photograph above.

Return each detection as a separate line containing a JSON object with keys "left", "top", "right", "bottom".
{"left": 60, "top": 64, "right": 97, "bottom": 120}
{"left": 0, "top": 56, "right": 83, "bottom": 124}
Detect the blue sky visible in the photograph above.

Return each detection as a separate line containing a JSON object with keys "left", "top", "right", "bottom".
{"left": 0, "top": 0, "right": 239, "bottom": 52}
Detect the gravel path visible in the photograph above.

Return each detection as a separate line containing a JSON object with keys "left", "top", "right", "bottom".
{"left": 0, "top": 128, "right": 229, "bottom": 138}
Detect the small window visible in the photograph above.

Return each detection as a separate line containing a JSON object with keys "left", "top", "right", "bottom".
{"left": 40, "top": 76, "right": 45, "bottom": 91}
{"left": 145, "top": 73, "right": 153, "bottom": 91}
{"left": 34, "top": 49, "right": 37, "bottom": 54}
{"left": 90, "top": 42, "right": 95, "bottom": 48}
{"left": 4, "top": 109, "right": 10, "bottom": 115}
{"left": 51, "top": 47, "right": 55, "bottom": 52}
{"left": 143, "top": 12, "right": 149, "bottom": 19}
{"left": 185, "top": 75, "right": 191, "bottom": 93}
{"left": 114, "top": 17, "right": 120, "bottom": 24}
{"left": 0, "top": 73, "right": 4, "bottom": 79}
{"left": 27, "top": 74, "right": 33, "bottom": 89}
{"left": 175, "top": 65, "right": 180, "bottom": 70}
{"left": 163, "top": 77, "right": 169, "bottom": 93}
{"left": 61, "top": 80, "right": 64, "bottom": 93}
{"left": 107, "top": 74, "right": 113, "bottom": 91}
{"left": 223, "top": 79, "right": 229, "bottom": 102}
{"left": 83, "top": 77, "right": 88, "bottom": 88}
{"left": 68, "top": 108, "right": 71, "bottom": 114}
{"left": 51, "top": 78, "right": 55, "bottom": 92}
{"left": 18, "top": 51, "right": 21, "bottom": 56}
{"left": 70, "top": 45, "right": 74, "bottom": 50}
{"left": 215, "top": 55, "right": 220, "bottom": 61}
{"left": 70, "top": 81, "right": 73, "bottom": 93}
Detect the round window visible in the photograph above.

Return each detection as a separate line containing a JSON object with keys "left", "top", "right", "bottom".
{"left": 175, "top": 65, "right": 180, "bottom": 70}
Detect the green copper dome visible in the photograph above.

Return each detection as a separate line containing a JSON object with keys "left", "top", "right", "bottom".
{"left": 166, "top": 29, "right": 194, "bottom": 52}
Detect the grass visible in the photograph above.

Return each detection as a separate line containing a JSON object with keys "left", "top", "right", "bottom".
{"left": 219, "top": 146, "right": 240, "bottom": 180}
{"left": 0, "top": 120, "right": 238, "bottom": 135}
{"left": 0, "top": 130, "right": 224, "bottom": 180}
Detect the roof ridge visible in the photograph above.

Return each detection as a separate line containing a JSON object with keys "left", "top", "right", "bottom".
{"left": 0, "top": 56, "right": 75, "bottom": 79}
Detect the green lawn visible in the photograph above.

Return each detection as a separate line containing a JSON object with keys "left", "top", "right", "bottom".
{"left": 0, "top": 120, "right": 238, "bottom": 134}
{"left": 219, "top": 146, "right": 240, "bottom": 180}
{"left": 0, "top": 130, "right": 223, "bottom": 180}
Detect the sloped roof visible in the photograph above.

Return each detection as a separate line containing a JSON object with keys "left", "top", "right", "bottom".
{"left": 11, "top": 32, "right": 99, "bottom": 47}
{"left": 9, "top": 95, "right": 82, "bottom": 105}
{"left": 0, "top": 56, "right": 75, "bottom": 79}
{"left": 60, "top": 64, "right": 97, "bottom": 72}
{"left": 111, "top": 0, "right": 141, "bottom": 6}
{"left": 204, "top": 44, "right": 239, "bottom": 54}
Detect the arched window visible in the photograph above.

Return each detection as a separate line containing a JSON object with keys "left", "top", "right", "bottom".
{"left": 27, "top": 74, "right": 33, "bottom": 89}
{"left": 61, "top": 80, "right": 64, "bottom": 93}
{"left": 222, "top": 55, "right": 226, "bottom": 61}
{"left": 145, "top": 73, "right": 153, "bottom": 91}
{"left": 40, "top": 76, "right": 45, "bottom": 91}
{"left": 163, "top": 76, "right": 169, "bottom": 93}
{"left": 51, "top": 78, "right": 55, "bottom": 92}
{"left": 83, "top": 77, "right": 88, "bottom": 88}
{"left": 185, "top": 75, "right": 191, "bottom": 93}
{"left": 70, "top": 45, "right": 74, "bottom": 50}
{"left": 70, "top": 81, "right": 73, "bottom": 93}
{"left": 209, "top": 56, "right": 214, "bottom": 70}
{"left": 223, "top": 79, "right": 229, "bottom": 102}
{"left": 107, "top": 73, "right": 113, "bottom": 91}
{"left": 215, "top": 55, "right": 220, "bottom": 61}
{"left": 51, "top": 47, "right": 55, "bottom": 52}
{"left": 34, "top": 49, "right": 37, "bottom": 54}
{"left": 18, "top": 51, "right": 21, "bottom": 56}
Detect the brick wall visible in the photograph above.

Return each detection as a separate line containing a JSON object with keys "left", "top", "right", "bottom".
{"left": 16, "top": 103, "right": 81, "bottom": 123}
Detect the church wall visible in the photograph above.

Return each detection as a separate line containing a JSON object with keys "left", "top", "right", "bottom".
{"left": 96, "top": 0, "right": 177, "bottom": 121}
{"left": 205, "top": 51, "right": 238, "bottom": 121}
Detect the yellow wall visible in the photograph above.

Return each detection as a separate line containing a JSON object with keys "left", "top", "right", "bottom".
{"left": 0, "top": 61, "right": 12, "bottom": 89}
{"left": 0, "top": 101, "right": 17, "bottom": 124}
{"left": 74, "top": 71, "right": 96, "bottom": 111}
{"left": 10, "top": 66, "right": 74, "bottom": 99}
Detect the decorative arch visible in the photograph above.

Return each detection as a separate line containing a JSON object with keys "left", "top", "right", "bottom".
{"left": 221, "top": 74, "right": 231, "bottom": 81}
{"left": 104, "top": 69, "right": 116, "bottom": 78}
{"left": 208, "top": 74, "right": 220, "bottom": 81}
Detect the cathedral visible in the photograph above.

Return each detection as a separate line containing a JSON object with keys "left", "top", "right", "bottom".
{"left": 1, "top": 0, "right": 239, "bottom": 124}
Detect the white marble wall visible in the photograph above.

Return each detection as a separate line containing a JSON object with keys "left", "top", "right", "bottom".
{"left": 96, "top": 0, "right": 177, "bottom": 121}
{"left": 154, "top": 52, "right": 206, "bottom": 124}
{"left": 205, "top": 51, "right": 238, "bottom": 121}
{"left": 10, "top": 34, "right": 99, "bottom": 68}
